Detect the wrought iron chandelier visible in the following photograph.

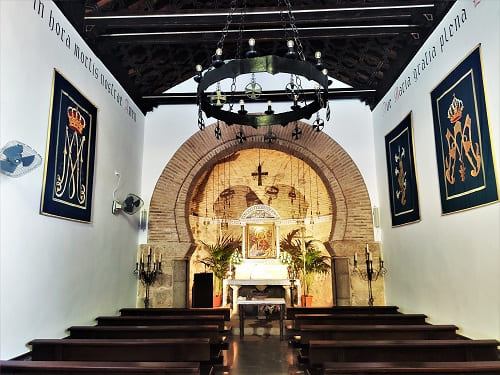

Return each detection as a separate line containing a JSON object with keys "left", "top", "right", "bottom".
{"left": 194, "top": 0, "right": 331, "bottom": 143}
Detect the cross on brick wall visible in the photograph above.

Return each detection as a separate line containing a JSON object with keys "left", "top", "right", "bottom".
{"left": 252, "top": 164, "right": 268, "bottom": 186}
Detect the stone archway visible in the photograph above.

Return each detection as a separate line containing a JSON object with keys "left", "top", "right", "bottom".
{"left": 143, "top": 121, "right": 381, "bottom": 307}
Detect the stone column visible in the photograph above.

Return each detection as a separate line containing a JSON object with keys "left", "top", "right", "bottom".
{"left": 222, "top": 279, "right": 228, "bottom": 306}
{"left": 229, "top": 285, "right": 240, "bottom": 314}
{"left": 241, "top": 224, "right": 246, "bottom": 259}
{"left": 283, "top": 285, "right": 291, "bottom": 306}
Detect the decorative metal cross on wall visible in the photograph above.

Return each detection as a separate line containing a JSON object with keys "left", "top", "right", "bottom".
{"left": 252, "top": 164, "right": 268, "bottom": 186}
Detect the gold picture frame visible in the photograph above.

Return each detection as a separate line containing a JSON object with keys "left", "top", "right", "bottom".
{"left": 246, "top": 224, "right": 275, "bottom": 259}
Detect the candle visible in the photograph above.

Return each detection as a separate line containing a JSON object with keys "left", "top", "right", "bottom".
{"left": 354, "top": 252, "right": 358, "bottom": 262}
{"left": 153, "top": 253, "right": 156, "bottom": 263}
{"left": 141, "top": 253, "right": 144, "bottom": 263}
{"left": 159, "top": 253, "right": 162, "bottom": 262}
{"left": 366, "top": 244, "right": 369, "bottom": 253}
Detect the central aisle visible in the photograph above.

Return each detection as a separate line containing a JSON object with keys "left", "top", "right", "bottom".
{"left": 219, "top": 335, "right": 301, "bottom": 375}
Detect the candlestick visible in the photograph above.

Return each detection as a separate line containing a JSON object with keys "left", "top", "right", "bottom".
{"left": 134, "top": 247, "right": 162, "bottom": 308}
{"left": 353, "top": 247, "right": 387, "bottom": 306}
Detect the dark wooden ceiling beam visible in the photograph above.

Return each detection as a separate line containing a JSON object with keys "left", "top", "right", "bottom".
{"left": 99, "top": 26, "right": 422, "bottom": 44}
{"left": 142, "top": 88, "right": 376, "bottom": 106}
{"left": 85, "top": 4, "right": 435, "bottom": 33}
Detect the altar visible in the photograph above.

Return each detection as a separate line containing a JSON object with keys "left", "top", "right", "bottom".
{"left": 223, "top": 278, "right": 300, "bottom": 313}
{"left": 221, "top": 204, "right": 302, "bottom": 313}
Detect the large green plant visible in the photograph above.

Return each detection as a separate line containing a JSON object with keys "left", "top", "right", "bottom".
{"left": 199, "top": 234, "right": 241, "bottom": 296}
{"left": 280, "top": 229, "right": 330, "bottom": 296}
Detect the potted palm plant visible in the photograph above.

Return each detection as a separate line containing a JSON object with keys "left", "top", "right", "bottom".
{"left": 280, "top": 229, "right": 330, "bottom": 307}
{"left": 199, "top": 234, "right": 241, "bottom": 307}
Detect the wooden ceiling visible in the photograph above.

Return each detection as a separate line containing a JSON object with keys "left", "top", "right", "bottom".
{"left": 55, "top": 0, "right": 455, "bottom": 114}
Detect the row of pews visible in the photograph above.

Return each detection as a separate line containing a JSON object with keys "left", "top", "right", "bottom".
{"left": 0, "top": 308, "right": 232, "bottom": 375}
{"left": 286, "top": 306, "right": 500, "bottom": 375}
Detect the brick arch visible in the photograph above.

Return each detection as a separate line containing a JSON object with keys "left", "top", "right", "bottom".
{"left": 148, "top": 121, "right": 374, "bottom": 254}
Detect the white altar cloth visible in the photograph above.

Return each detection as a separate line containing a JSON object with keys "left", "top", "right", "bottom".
{"left": 223, "top": 278, "right": 301, "bottom": 312}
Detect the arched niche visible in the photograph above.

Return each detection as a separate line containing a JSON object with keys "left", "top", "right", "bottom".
{"left": 144, "top": 121, "right": 380, "bottom": 308}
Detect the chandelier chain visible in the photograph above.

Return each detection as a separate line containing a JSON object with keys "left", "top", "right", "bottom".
{"left": 229, "top": 77, "right": 237, "bottom": 111}
{"left": 278, "top": 0, "right": 290, "bottom": 44}
{"left": 216, "top": 0, "right": 238, "bottom": 54}
{"left": 284, "top": 0, "right": 305, "bottom": 61}
{"left": 236, "top": 0, "right": 247, "bottom": 60}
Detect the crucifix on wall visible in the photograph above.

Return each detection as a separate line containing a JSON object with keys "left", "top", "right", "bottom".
{"left": 251, "top": 149, "right": 268, "bottom": 186}
{"left": 252, "top": 164, "right": 268, "bottom": 186}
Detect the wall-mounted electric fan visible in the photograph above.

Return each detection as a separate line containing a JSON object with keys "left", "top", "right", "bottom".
{"left": 0, "top": 141, "right": 42, "bottom": 177}
{"left": 112, "top": 193, "right": 144, "bottom": 215}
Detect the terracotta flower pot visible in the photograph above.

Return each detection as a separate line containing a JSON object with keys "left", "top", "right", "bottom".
{"left": 213, "top": 295, "right": 222, "bottom": 307}
{"left": 301, "top": 295, "right": 313, "bottom": 307}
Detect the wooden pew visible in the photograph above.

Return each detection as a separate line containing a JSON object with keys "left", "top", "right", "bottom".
{"left": 96, "top": 315, "right": 226, "bottom": 330}
{"left": 120, "top": 308, "right": 230, "bottom": 321}
{"left": 287, "top": 306, "right": 399, "bottom": 319}
{"left": 292, "top": 313, "right": 427, "bottom": 328}
{"left": 0, "top": 360, "right": 201, "bottom": 374}
{"left": 29, "top": 338, "right": 214, "bottom": 375}
{"left": 297, "top": 324, "right": 459, "bottom": 343}
{"left": 68, "top": 325, "right": 228, "bottom": 351}
{"left": 307, "top": 339, "right": 500, "bottom": 367}
{"left": 313, "top": 361, "right": 500, "bottom": 375}
{"left": 293, "top": 324, "right": 460, "bottom": 362}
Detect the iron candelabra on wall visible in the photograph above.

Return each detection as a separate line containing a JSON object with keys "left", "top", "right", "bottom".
{"left": 353, "top": 245, "right": 387, "bottom": 306}
{"left": 134, "top": 247, "right": 162, "bottom": 308}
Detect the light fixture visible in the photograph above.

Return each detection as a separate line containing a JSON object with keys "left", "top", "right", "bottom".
{"left": 194, "top": 0, "right": 331, "bottom": 142}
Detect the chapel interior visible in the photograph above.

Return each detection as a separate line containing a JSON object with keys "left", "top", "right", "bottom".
{"left": 1, "top": 0, "right": 499, "bottom": 374}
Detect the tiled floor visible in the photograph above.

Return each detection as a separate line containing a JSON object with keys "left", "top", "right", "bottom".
{"left": 216, "top": 317, "right": 303, "bottom": 375}
{"left": 218, "top": 335, "right": 302, "bottom": 375}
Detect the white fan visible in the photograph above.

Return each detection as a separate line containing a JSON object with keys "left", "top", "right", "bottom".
{"left": 111, "top": 171, "right": 143, "bottom": 215}
{"left": 112, "top": 193, "right": 144, "bottom": 215}
{"left": 0, "top": 141, "right": 42, "bottom": 177}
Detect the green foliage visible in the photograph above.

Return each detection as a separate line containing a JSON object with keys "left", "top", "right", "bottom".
{"left": 199, "top": 234, "right": 241, "bottom": 295}
{"left": 280, "top": 229, "right": 330, "bottom": 295}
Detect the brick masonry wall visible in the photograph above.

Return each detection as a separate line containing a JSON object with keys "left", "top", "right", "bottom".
{"left": 140, "top": 122, "right": 384, "bottom": 307}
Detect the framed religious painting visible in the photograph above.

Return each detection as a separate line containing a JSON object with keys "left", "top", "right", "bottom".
{"left": 385, "top": 112, "right": 421, "bottom": 226}
{"left": 246, "top": 223, "right": 276, "bottom": 259}
{"left": 40, "top": 69, "right": 97, "bottom": 223}
{"left": 430, "top": 45, "right": 498, "bottom": 214}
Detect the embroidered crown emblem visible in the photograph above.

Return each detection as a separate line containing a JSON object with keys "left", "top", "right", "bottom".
{"left": 67, "top": 106, "right": 86, "bottom": 134}
{"left": 447, "top": 94, "right": 463, "bottom": 123}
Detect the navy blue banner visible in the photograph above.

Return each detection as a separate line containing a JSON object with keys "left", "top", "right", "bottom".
{"left": 385, "top": 112, "right": 420, "bottom": 226}
{"left": 431, "top": 45, "right": 498, "bottom": 214}
{"left": 41, "top": 70, "right": 97, "bottom": 223}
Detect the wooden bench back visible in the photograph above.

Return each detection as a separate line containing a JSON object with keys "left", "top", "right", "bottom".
{"left": 298, "top": 324, "right": 458, "bottom": 343}
{"left": 120, "top": 308, "right": 230, "bottom": 321}
{"left": 68, "top": 325, "right": 221, "bottom": 340}
{"left": 287, "top": 306, "right": 399, "bottom": 319}
{"left": 0, "top": 360, "right": 200, "bottom": 374}
{"left": 96, "top": 316, "right": 225, "bottom": 330}
{"left": 294, "top": 313, "right": 427, "bottom": 327}
{"left": 29, "top": 338, "right": 212, "bottom": 363}
{"left": 308, "top": 339, "right": 500, "bottom": 365}
{"left": 320, "top": 360, "right": 500, "bottom": 374}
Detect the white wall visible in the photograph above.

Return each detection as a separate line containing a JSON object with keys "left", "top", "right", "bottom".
{"left": 0, "top": 1, "right": 145, "bottom": 359}
{"left": 141, "top": 98, "right": 378, "bottom": 244}
{"left": 373, "top": 0, "right": 499, "bottom": 340}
